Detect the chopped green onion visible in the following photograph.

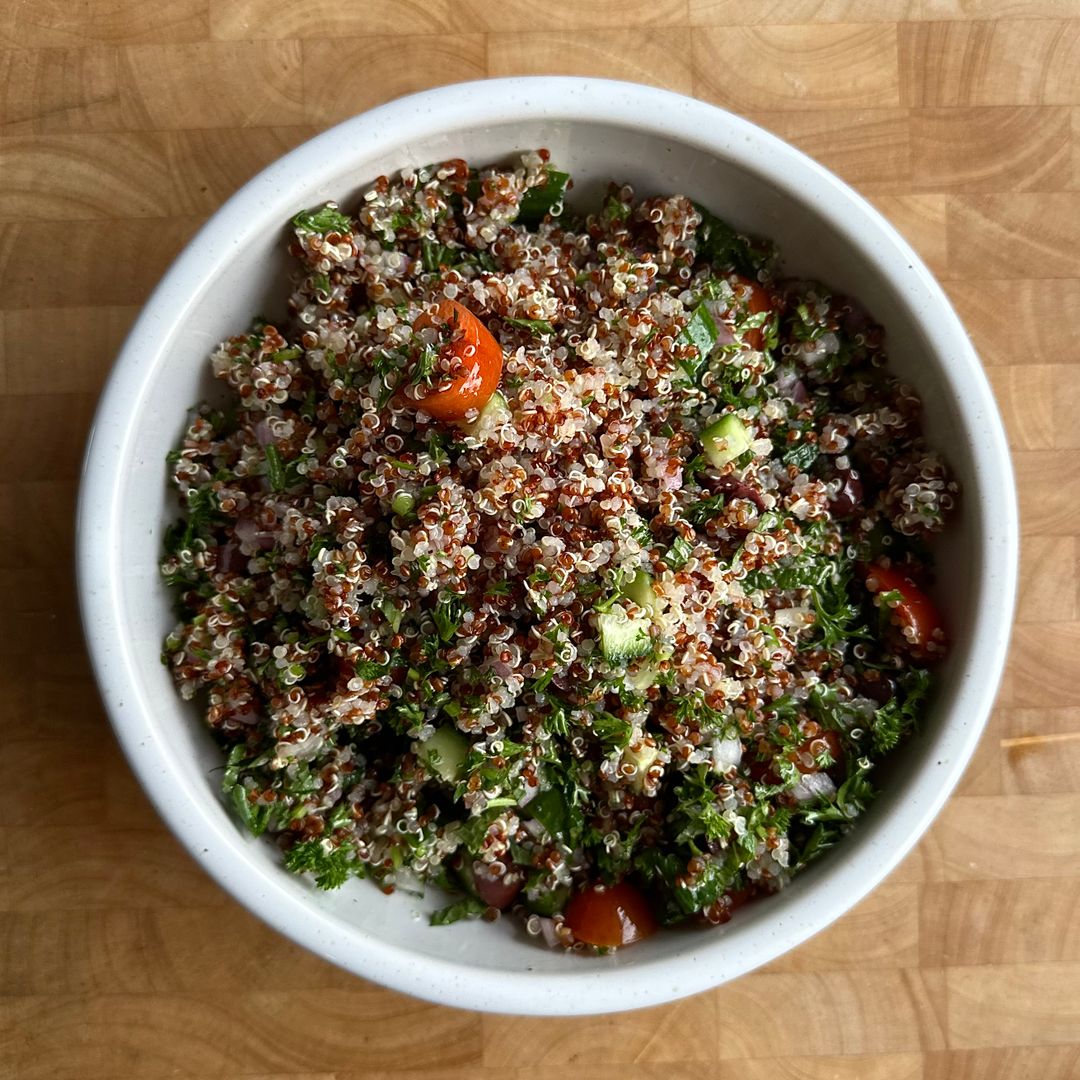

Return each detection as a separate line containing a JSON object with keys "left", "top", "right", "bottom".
{"left": 264, "top": 445, "right": 286, "bottom": 492}
{"left": 504, "top": 316, "right": 555, "bottom": 336}
{"left": 421, "top": 238, "right": 458, "bottom": 272}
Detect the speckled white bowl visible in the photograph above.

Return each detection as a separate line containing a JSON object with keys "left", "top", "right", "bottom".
{"left": 77, "top": 78, "right": 1017, "bottom": 1015}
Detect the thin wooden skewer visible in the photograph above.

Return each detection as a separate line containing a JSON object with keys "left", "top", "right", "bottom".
{"left": 1000, "top": 732, "right": 1080, "bottom": 748}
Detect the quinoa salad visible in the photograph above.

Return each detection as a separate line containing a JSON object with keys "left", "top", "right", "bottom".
{"left": 162, "top": 152, "right": 955, "bottom": 950}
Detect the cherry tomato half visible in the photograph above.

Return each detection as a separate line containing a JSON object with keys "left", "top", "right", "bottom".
{"left": 732, "top": 274, "right": 771, "bottom": 351}
{"left": 410, "top": 298, "right": 503, "bottom": 422}
{"left": 865, "top": 562, "right": 946, "bottom": 659}
{"left": 564, "top": 882, "right": 658, "bottom": 947}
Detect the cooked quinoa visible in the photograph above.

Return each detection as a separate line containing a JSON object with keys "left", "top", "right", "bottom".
{"left": 162, "top": 151, "right": 955, "bottom": 948}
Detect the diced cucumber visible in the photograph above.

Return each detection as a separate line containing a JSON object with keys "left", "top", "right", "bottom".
{"left": 460, "top": 389, "right": 511, "bottom": 438}
{"left": 622, "top": 740, "right": 662, "bottom": 792}
{"left": 701, "top": 414, "right": 752, "bottom": 469}
{"left": 625, "top": 662, "right": 658, "bottom": 692}
{"left": 418, "top": 725, "right": 468, "bottom": 783}
{"left": 597, "top": 607, "right": 651, "bottom": 663}
{"left": 623, "top": 569, "right": 662, "bottom": 619}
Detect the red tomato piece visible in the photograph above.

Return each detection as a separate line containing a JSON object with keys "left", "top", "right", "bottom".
{"left": 732, "top": 274, "right": 771, "bottom": 351}
{"left": 865, "top": 562, "right": 947, "bottom": 659}
{"left": 564, "top": 882, "right": 658, "bottom": 947}
{"left": 792, "top": 729, "right": 844, "bottom": 774}
{"left": 411, "top": 298, "right": 503, "bottom": 422}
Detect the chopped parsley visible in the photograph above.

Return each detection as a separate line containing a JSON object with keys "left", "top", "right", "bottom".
{"left": 284, "top": 839, "right": 360, "bottom": 889}
{"left": 292, "top": 204, "right": 353, "bottom": 235}
{"left": 664, "top": 535, "right": 694, "bottom": 570}
{"left": 430, "top": 895, "right": 486, "bottom": 925}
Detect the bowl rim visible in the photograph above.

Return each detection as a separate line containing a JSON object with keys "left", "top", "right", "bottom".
{"left": 77, "top": 76, "right": 1018, "bottom": 1015}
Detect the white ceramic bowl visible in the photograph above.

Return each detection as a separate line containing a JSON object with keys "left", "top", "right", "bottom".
{"left": 78, "top": 78, "right": 1018, "bottom": 1015}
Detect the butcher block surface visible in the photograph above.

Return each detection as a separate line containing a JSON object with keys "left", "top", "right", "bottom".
{"left": 2, "top": 1, "right": 1079, "bottom": 1076}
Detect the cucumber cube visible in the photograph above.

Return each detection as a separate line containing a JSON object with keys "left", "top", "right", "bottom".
{"left": 418, "top": 725, "right": 468, "bottom": 783}
{"left": 701, "top": 414, "right": 752, "bottom": 469}
{"left": 597, "top": 607, "right": 651, "bottom": 663}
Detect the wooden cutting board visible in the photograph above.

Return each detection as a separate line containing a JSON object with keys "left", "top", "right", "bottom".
{"left": 2, "top": 1, "right": 1079, "bottom": 1077}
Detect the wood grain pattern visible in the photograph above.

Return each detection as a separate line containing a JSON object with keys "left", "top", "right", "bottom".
{"left": 303, "top": 36, "right": 488, "bottom": 123}
{"left": 2, "top": 2, "right": 1079, "bottom": 1077}
{"left": 899, "top": 19, "right": 1080, "bottom": 106}
{"left": 909, "top": 106, "right": 1073, "bottom": 191}
{"left": 744, "top": 108, "right": 911, "bottom": 192}
{"left": 487, "top": 30, "right": 694, "bottom": 93}
{"left": 693, "top": 24, "right": 901, "bottom": 111}
{"left": 0, "top": 0, "right": 209, "bottom": 48}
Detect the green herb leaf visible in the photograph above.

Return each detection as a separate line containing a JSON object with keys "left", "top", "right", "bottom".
{"left": 411, "top": 344, "right": 439, "bottom": 385}
{"left": 664, "top": 535, "right": 693, "bottom": 570}
{"left": 308, "top": 535, "right": 332, "bottom": 563}
{"left": 790, "top": 300, "right": 828, "bottom": 342}
{"left": 517, "top": 169, "right": 570, "bottom": 227}
{"left": 602, "top": 191, "right": 632, "bottom": 223}
{"left": 163, "top": 487, "right": 220, "bottom": 558}
{"left": 284, "top": 838, "right": 359, "bottom": 889}
{"left": 693, "top": 203, "right": 775, "bottom": 277}
{"left": 527, "top": 786, "right": 568, "bottom": 841}
{"left": 797, "top": 822, "right": 839, "bottom": 865}
{"left": 682, "top": 453, "right": 709, "bottom": 484}
{"left": 678, "top": 304, "right": 719, "bottom": 382}
{"left": 634, "top": 847, "right": 741, "bottom": 925}
{"left": 800, "top": 755, "right": 876, "bottom": 827}
{"left": 462, "top": 250, "right": 498, "bottom": 273}
{"left": 229, "top": 783, "right": 272, "bottom": 837}
{"left": 590, "top": 710, "right": 634, "bottom": 747}
{"left": 292, "top": 205, "right": 353, "bottom": 235}
{"left": 430, "top": 895, "right": 486, "bottom": 925}
{"left": 783, "top": 441, "right": 820, "bottom": 472}
{"left": 686, "top": 493, "right": 726, "bottom": 526}
{"left": 377, "top": 372, "right": 403, "bottom": 408}
{"left": 432, "top": 595, "right": 463, "bottom": 642}
{"left": 354, "top": 659, "right": 391, "bottom": 680}
{"left": 809, "top": 562, "right": 867, "bottom": 652}
{"left": 871, "top": 668, "right": 931, "bottom": 754}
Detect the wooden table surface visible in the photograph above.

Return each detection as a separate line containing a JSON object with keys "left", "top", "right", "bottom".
{"left": 3, "top": 1, "right": 1080, "bottom": 1077}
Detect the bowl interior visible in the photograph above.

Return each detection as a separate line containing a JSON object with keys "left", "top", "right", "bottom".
{"left": 81, "top": 84, "right": 1013, "bottom": 1013}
